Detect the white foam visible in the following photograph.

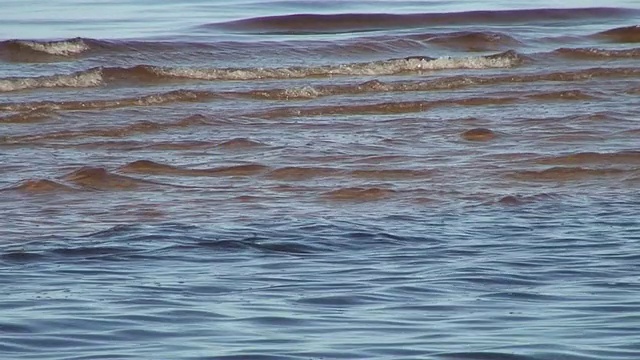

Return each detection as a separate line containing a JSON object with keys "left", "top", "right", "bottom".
{"left": 0, "top": 69, "right": 103, "bottom": 92}
{"left": 151, "top": 52, "right": 520, "bottom": 81}
{"left": 17, "top": 39, "right": 90, "bottom": 56}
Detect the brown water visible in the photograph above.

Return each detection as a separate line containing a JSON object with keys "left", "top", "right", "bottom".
{"left": 2, "top": 2, "right": 640, "bottom": 359}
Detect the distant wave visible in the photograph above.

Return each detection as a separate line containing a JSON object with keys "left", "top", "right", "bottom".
{"left": 206, "top": 8, "right": 638, "bottom": 34}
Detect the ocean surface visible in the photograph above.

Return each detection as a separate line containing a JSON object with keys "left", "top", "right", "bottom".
{"left": 2, "top": 1, "right": 640, "bottom": 359}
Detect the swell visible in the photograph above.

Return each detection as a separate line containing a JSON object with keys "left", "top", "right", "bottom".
{"left": 0, "top": 90, "right": 217, "bottom": 112}
{"left": 0, "top": 109, "right": 52, "bottom": 123}
{"left": 595, "top": 25, "right": 640, "bottom": 43}
{"left": 0, "top": 115, "right": 210, "bottom": 144}
{"left": 412, "top": 31, "right": 522, "bottom": 51}
{"left": 119, "top": 160, "right": 433, "bottom": 181}
{"left": 536, "top": 151, "right": 640, "bottom": 166}
{"left": 552, "top": 47, "right": 640, "bottom": 59}
{"left": 247, "top": 67, "right": 640, "bottom": 100}
{"left": 1, "top": 66, "right": 635, "bottom": 121}
{"left": 0, "top": 69, "right": 102, "bottom": 92}
{"left": 1, "top": 167, "right": 174, "bottom": 194}
{"left": 0, "top": 38, "right": 221, "bottom": 62}
{"left": 507, "top": 167, "right": 634, "bottom": 182}
{"left": 123, "top": 50, "right": 521, "bottom": 82}
{"left": 208, "top": 8, "right": 635, "bottom": 34}
{"left": 260, "top": 90, "right": 595, "bottom": 118}
{"left": 0, "top": 51, "right": 521, "bottom": 92}
{"left": 0, "top": 38, "right": 93, "bottom": 60}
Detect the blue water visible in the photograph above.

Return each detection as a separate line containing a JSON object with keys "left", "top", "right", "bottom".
{"left": 2, "top": 1, "right": 640, "bottom": 359}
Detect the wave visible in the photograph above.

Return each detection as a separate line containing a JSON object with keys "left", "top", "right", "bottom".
{"left": 118, "top": 160, "right": 432, "bottom": 181}
{"left": 0, "top": 114, "right": 210, "bottom": 143}
{"left": 248, "top": 66, "right": 640, "bottom": 100}
{"left": 61, "top": 166, "right": 166, "bottom": 190}
{"left": 507, "top": 167, "right": 631, "bottom": 181}
{"left": 416, "top": 31, "right": 522, "bottom": 51}
{"left": 1, "top": 179, "right": 77, "bottom": 194}
{"left": 0, "top": 38, "right": 220, "bottom": 62}
{"left": 0, "top": 69, "right": 102, "bottom": 92}
{"left": 0, "top": 89, "right": 217, "bottom": 112}
{"left": 208, "top": 8, "right": 636, "bottom": 34}
{"left": 595, "top": 25, "right": 640, "bottom": 43}
{"left": 0, "top": 38, "right": 92, "bottom": 61}
{"left": 461, "top": 128, "right": 497, "bottom": 141}
{"left": 536, "top": 151, "right": 640, "bottom": 166}
{"left": 553, "top": 47, "right": 640, "bottom": 59}
{"left": 322, "top": 187, "right": 397, "bottom": 201}
{"left": 0, "top": 109, "right": 52, "bottom": 123}
{"left": 260, "top": 90, "right": 592, "bottom": 118}
{"left": 144, "top": 50, "right": 522, "bottom": 81}
{"left": 0, "top": 51, "right": 521, "bottom": 92}
{"left": 119, "top": 160, "right": 269, "bottom": 177}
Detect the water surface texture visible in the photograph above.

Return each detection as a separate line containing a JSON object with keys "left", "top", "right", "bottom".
{"left": 2, "top": 1, "right": 640, "bottom": 359}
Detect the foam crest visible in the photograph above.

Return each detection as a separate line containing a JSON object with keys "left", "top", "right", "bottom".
{"left": 150, "top": 50, "right": 521, "bottom": 81}
{"left": 0, "top": 69, "right": 103, "bottom": 92}
{"left": 15, "top": 38, "right": 90, "bottom": 56}
{"left": 553, "top": 47, "right": 640, "bottom": 59}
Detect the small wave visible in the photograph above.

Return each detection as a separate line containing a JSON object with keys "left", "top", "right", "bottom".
{"left": 420, "top": 31, "right": 521, "bottom": 51}
{"left": 11, "top": 38, "right": 89, "bottom": 56}
{"left": 0, "top": 109, "right": 52, "bottom": 123}
{"left": 1, "top": 114, "right": 210, "bottom": 143}
{"left": 350, "top": 169, "right": 432, "bottom": 180}
{"left": 268, "top": 167, "right": 343, "bottom": 181}
{"left": 261, "top": 93, "right": 525, "bottom": 118}
{"left": 0, "top": 51, "right": 519, "bottom": 93}
{"left": 1, "top": 179, "right": 76, "bottom": 194}
{"left": 323, "top": 187, "right": 396, "bottom": 201}
{"left": 528, "top": 90, "right": 596, "bottom": 101}
{"left": 208, "top": 8, "right": 634, "bottom": 34}
{"left": 536, "top": 151, "right": 640, "bottom": 166}
{"left": 119, "top": 160, "right": 269, "bottom": 177}
{"left": 595, "top": 25, "right": 640, "bottom": 43}
{"left": 0, "top": 69, "right": 102, "bottom": 92}
{"left": 553, "top": 47, "right": 640, "bottom": 59}
{"left": 144, "top": 50, "right": 521, "bottom": 81}
{"left": 461, "top": 128, "right": 497, "bottom": 141}
{"left": 61, "top": 166, "right": 162, "bottom": 190}
{"left": 249, "top": 66, "right": 639, "bottom": 101}
{"left": 0, "top": 89, "right": 216, "bottom": 112}
{"left": 507, "top": 167, "right": 629, "bottom": 181}
{"left": 497, "top": 193, "right": 562, "bottom": 206}
{"left": 215, "top": 138, "right": 267, "bottom": 149}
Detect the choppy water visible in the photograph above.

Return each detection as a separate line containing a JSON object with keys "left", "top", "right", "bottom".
{"left": 2, "top": 1, "right": 640, "bottom": 359}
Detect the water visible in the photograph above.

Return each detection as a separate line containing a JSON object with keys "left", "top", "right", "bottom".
{"left": 1, "top": 1, "right": 640, "bottom": 359}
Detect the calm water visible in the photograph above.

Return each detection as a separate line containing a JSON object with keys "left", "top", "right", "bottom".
{"left": 2, "top": 1, "right": 640, "bottom": 359}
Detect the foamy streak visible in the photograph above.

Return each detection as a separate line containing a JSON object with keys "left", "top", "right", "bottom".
{"left": 250, "top": 67, "right": 640, "bottom": 100}
{"left": 0, "top": 90, "right": 216, "bottom": 112}
{"left": 0, "top": 69, "right": 103, "bottom": 92}
{"left": 15, "top": 38, "right": 90, "bottom": 56}
{"left": 554, "top": 47, "right": 640, "bottom": 59}
{"left": 151, "top": 51, "right": 521, "bottom": 81}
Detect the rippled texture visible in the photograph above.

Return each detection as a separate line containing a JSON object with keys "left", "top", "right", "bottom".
{"left": 2, "top": 1, "right": 640, "bottom": 359}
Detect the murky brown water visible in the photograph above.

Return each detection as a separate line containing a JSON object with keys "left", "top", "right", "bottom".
{"left": 2, "top": 2, "right": 640, "bottom": 359}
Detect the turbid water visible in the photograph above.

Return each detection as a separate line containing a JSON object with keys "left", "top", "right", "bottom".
{"left": 2, "top": 1, "right": 640, "bottom": 359}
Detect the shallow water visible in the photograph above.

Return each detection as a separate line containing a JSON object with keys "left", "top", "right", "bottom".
{"left": 2, "top": 1, "right": 640, "bottom": 359}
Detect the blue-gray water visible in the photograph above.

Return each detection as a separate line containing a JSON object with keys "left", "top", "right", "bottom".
{"left": 1, "top": 1, "right": 640, "bottom": 359}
